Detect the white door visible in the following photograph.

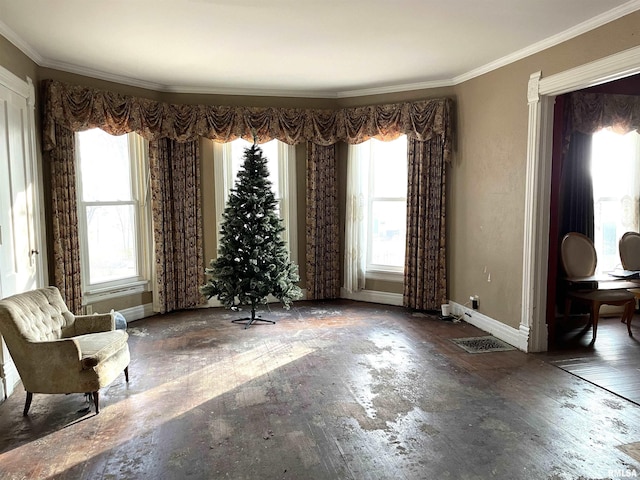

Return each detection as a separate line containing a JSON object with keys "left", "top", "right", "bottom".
{"left": 0, "top": 67, "right": 44, "bottom": 399}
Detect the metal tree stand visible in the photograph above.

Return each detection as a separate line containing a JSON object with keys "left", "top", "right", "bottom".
{"left": 231, "top": 301, "right": 275, "bottom": 329}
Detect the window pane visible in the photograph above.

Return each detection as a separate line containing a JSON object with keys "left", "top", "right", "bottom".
{"left": 592, "top": 130, "right": 639, "bottom": 199}
{"left": 77, "top": 129, "right": 132, "bottom": 201}
{"left": 86, "top": 205, "right": 138, "bottom": 283}
{"left": 231, "top": 139, "right": 279, "bottom": 197}
{"left": 370, "top": 200, "right": 406, "bottom": 267}
{"left": 371, "top": 137, "right": 407, "bottom": 198}
{"left": 592, "top": 129, "right": 640, "bottom": 273}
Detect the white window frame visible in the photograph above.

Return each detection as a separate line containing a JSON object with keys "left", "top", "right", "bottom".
{"left": 213, "top": 139, "right": 297, "bottom": 262}
{"left": 75, "top": 130, "right": 152, "bottom": 304}
{"left": 349, "top": 136, "right": 408, "bottom": 281}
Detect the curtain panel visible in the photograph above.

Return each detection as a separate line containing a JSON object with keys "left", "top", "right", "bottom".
{"left": 403, "top": 136, "right": 448, "bottom": 311}
{"left": 46, "top": 124, "right": 83, "bottom": 314}
{"left": 149, "top": 139, "right": 204, "bottom": 313}
{"left": 343, "top": 144, "right": 368, "bottom": 293}
{"left": 306, "top": 143, "right": 341, "bottom": 300}
{"left": 558, "top": 132, "right": 595, "bottom": 241}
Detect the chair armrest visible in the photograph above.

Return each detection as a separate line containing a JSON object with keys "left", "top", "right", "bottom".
{"left": 73, "top": 313, "right": 115, "bottom": 335}
{"left": 27, "top": 338, "right": 82, "bottom": 369}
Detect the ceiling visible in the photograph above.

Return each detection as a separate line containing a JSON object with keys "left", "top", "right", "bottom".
{"left": 1, "top": 0, "right": 639, "bottom": 98}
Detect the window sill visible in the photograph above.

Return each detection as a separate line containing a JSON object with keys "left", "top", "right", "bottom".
{"left": 366, "top": 270, "right": 404, "bottom": 282}
{"left": 83, "top": 280, "right": 150, "bottom": 305}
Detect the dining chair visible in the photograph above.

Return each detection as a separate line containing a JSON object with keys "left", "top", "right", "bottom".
{"left": 618, "top": 230, "right": 640, "bottom": 306}
{"left": 619, "top": 231, "right": 640, "bottom": 270}
{"left": 561, "top": 232, "right": 635, "bottom": 343}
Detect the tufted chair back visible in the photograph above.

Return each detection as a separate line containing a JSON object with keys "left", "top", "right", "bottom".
{"left": 1, "top": 287, "right": 76, "bottom": 342}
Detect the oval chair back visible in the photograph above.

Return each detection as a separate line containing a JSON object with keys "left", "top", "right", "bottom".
{"left": 619, "top": 231, "right": 640, "bottom": 270}
{"left": 561, "top": 232, "right": 597, "bottom": 278}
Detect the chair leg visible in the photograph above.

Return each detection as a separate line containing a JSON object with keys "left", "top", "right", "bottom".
{"left": 591, "top": 303, "right": 601, "bottom": 345}
{"left": 124, "top": 366, "right": 129, "bottom": 383}
{"left": 626, "top": 301, "right": 634, "bottom": 337}
{"left": 23, "top": 391, "right": 33, "bottom": 416}
{"left": 92, "top": 392, "right": 99, "bottom": 414}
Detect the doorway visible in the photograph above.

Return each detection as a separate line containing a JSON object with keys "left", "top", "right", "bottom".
{"left": 0, "top": 66, "right": 44, "bottom": 399}
{"left": 545, "top": 74, "right": 640, "bottom": 349}
{"left": 522, "top": 46, "right": 640, "bottom": 353}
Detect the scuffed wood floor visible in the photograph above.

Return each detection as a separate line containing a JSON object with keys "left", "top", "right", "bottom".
{"left": 1, "top": 300, "right": 640, "bottom": 479}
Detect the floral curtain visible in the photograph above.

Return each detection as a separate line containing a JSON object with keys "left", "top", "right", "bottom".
{"left": 306, "top": 143, "right": 341, "bottom": 299}
{"left": 149, "top": 139, "right": 204, "bottom": 313}
{"left": 42, "top": 80, "right": 452, "bottom": 148}
{"left": 565, "top": 92, "right": 640, "bottom": 140}
{"left": 46, "top": 124, "right": 82, "bottom": 314}
{"left": 403, "top": 136, "right": 448, "bottom": 311}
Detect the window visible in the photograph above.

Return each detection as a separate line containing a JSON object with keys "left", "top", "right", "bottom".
{"left": 213, "top": 138, "right": 297, "bottom": 260}
{"left": 75, "top": 129, "right": 151, "bottom": 301}
{"left": 345, "top": 135, "right": 407, "bottom": 288}
{"left": 366, "top": 137, "right": 408, "bottom": 272}
{"left": 591, "top": 129, "right": 640, "bottom": 273}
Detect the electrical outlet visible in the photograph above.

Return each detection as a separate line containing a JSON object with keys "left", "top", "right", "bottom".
{"left": 471, "top": 295, "right": 479, "bottom": 310}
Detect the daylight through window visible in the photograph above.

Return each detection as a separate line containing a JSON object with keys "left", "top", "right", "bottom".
{"left": 76, "top": 129, "right": 151, "bottom": 295}
{"left": 591, "top": 128, "right": 640, "bottom": 273}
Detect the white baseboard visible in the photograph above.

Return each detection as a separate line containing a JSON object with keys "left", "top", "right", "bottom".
{"left": 120, "top": 303, "right": 155, "bottom": 322}
{"left": 340, "top": 288, "right": 404, "bottom": 306}
{"left": 450, "top": 301, "right": 529, "bottom": 352}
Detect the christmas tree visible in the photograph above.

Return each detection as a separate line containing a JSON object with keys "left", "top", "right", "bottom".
{"left": 200, "top": 142, "right": 302, "bottom": 328}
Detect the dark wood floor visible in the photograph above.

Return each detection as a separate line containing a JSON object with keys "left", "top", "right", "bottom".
{"left": 2, "top": 300, "right": 640, "bottom": 479}
{"left": 543, "top": 312, "right": 640, "bottom": 407}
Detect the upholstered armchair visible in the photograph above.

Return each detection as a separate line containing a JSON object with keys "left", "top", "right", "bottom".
{"left": 0, "top": 287, "right": 130, "bottom": 415}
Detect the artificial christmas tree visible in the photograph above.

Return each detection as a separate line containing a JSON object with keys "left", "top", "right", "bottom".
{"left": 200, "top": 142, "right": 302, "bottom": 328}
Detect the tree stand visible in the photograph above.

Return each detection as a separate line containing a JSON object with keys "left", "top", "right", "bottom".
{"left": 231, "top": 302, "right": 275, "bottom": 329}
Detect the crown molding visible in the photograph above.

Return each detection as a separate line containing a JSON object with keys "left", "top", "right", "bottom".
{"left": 38, "top": 57, "right": 342, "bottom": 98}
{"left": 334, "top": 78, "right": 455, "bottom": 98}
{"left": 161, "top": 83, "right": 339, "bottom": 99}
{"left": 2, "top": 0, "right": 640, "bottom": 98}
{"left": 38, "top": 57, "right": 170, "bottom": 92}
{"left": 0, "top": 19, "right": 43, "bottom": 65}
{"left": 453, "top": 0, "right": 640, "bottom": 85}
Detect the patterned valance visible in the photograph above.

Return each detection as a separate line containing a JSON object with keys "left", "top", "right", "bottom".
{"left": 567, "top": 92, "right": 640, "bottom": 135}
{"left": 42, "top": 79, "right": 453, "bottom": 157}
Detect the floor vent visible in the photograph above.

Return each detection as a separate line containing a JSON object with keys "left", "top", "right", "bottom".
{"left": 450, "top": 336, "right": 515, "bottom": 353}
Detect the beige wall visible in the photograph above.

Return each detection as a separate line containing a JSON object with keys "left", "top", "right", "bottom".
{"left": 0, "top": 36, "right": 38, "bottom": 83}
{"left": 1, "top": 9, "right": 639, "bottom": 326}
